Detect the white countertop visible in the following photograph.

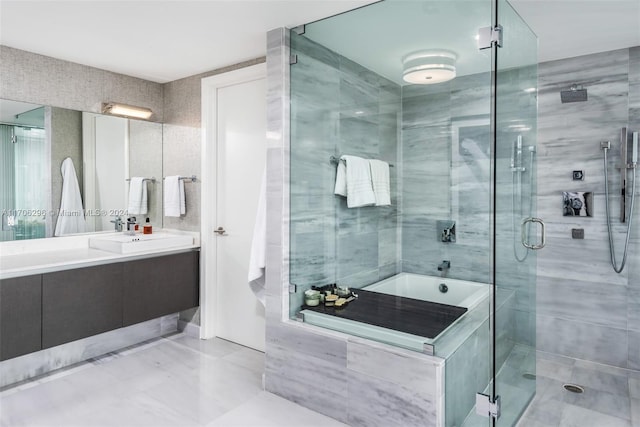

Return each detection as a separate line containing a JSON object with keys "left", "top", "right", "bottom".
{"left": 0, "top": 230, "right": 200, "bottom": 280}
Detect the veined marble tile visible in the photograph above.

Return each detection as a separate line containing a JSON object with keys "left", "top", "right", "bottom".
{"left": 629, "top": 331, "right": 640, "bottom": 371}
{"left": 537, "top": 315, "right": 628, "bottom": 368}
{"left": 206, "top": 391, "right": 348, "bottom": 427}
{"left": 265, "top": 343, "right": 349, "bottom": 424}
{"left": 0, "top": 315, "right": 177, "bottom": 388}
{"left": 346, "top": 338, "right": 443, "bottom": 397}
{"left": 536, "top": 275, "right": 628, "bottom": 329}
{"left": 266, "top": 322, "right": 347, "bottom": 366}
{"left": 347, "top": 370, "right": 439, "bottom": 427}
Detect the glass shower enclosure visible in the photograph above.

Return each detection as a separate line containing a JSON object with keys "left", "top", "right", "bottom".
{"left": 0, "top": 101, "right": 47, "bottom": 241}
{"left": 288, "top": 0, "right": 539, "bottom": 425}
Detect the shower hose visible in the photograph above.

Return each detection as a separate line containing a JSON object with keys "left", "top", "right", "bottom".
{"left": 603, "top": 146, "right": 636, "bottom": 273}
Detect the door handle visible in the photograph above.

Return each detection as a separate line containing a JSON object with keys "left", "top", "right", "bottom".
{"left": 214, "top": 226, "right": 227, "bottom": 235}
{"left": 521, "top": 217, "right": 545, "bottom": 249}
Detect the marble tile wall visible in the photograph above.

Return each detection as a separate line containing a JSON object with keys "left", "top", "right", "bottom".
{"left": 400, "top": 72, "right": 493, "bottom": 284}
{"left": 265, "top": 28, "right": 446, "bottom": 427}
{"left": 535, "top": 47, "right": 639, "bottom": 370}
{"left": 288, "top": 33, "right": 400, "bottom": 316}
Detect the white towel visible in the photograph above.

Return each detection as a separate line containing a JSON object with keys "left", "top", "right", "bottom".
{"left": 335, "top": 155, "right": 376, "bottom": 208}
{"left": 248, "top": 170, "right": 267, "bottom": 307}
{"left": 54, "top": 157, "right": 86, "bottom": 236}
{"left": 127, "top": 177, "right": 148, "bottom": 215}
{"left": 369, "top": 159, "right": 391, "bottom": 206}
{"left": 164, "top": 176, "right": 185, "bottom": 217}
{"left": 334, "top": 160, "right": 347, "bottom": 197}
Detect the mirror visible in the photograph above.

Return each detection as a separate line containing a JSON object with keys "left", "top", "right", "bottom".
{"left": 0, "top": 98, "right": 163, "bottom": 242}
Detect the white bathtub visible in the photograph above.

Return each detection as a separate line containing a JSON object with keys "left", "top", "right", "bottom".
{"left": 364, "top": 272, "right": 489, "bottom": 310}
{"left": 301, "top": 273, "right": 490, "bottom": 352}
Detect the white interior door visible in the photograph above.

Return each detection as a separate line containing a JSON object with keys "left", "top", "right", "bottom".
{"left": 203, "top": 66, "right": 266, "bottom": 351}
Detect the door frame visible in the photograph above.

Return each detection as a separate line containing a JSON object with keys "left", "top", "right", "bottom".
{"left": 200, "top": 62, "right": 267, "bottom": 339}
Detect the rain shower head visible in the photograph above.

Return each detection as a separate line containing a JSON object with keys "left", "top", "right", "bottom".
{"left": 560, "top": 84, "right": 588, "bottom": 103}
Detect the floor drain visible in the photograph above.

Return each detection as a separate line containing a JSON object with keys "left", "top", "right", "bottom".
{"left": 563, "top": 384, "right": 584, "bottom": 393}
{"left": 522, "top": 373, "right": 536, "bottom": 380}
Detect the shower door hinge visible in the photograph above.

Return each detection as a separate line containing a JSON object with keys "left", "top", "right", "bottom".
{"left": 476, "top": 393, "right": 501, "bottom": 419}
{"left": 290, "top": 54, "right": 298, "bottom": 65}
{"left": 478, "top": 25, "right": 503, "bottom": 50}
{"left": 289, "top": 283, "right": 298, "bottom": 293}
{"left": 293, "top": 25, "right": 306, "bottom": 35}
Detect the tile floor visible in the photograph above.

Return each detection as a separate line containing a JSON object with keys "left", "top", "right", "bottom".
{"left": 0, "top": 333, "right": 346, "bottom": 427}
{"left": 517, "top": 351, "right": 640, "bottom": 427}
{"left": 2, "top": 334, "right": 639, "bottom": 427}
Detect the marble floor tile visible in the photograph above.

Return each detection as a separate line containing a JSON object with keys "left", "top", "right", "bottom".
{"left": 571, "top": 366, "right": 630, "bottom": 397}
{"left": 206, "top": 391, "right": 348, "bottom": 427}
{"left": 631, "top": 378, "right": 640, "bottom": 399}
{"left": 558, "top": 403, "right": 632, "bottom": 427}
{"left": 631, "top": 398, "right": 640, "bottom": 427}
{"left": 0, "top": 334, "right": 344, "bottom": 427}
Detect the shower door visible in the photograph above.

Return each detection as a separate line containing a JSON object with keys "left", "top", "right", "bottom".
{"left": 491, "top": 0, "right": 539, "bottom": 425}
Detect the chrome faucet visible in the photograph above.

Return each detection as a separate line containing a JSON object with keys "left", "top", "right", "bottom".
{"left": 438, "top": 260, "right": 450, "bottom": 276}
{"left": 110, "top": 216, "right": 123, "bottom": 232}
{"left": 125, "top": 217, "right": 137, "bottom": 235}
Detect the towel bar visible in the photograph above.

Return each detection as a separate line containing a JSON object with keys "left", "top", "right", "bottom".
{"left": 329, "top": 155, "right": 394, "bottom": 167}
{"left": 125, "top": 177, "right": 156, "bottom": 183}
{"left": 163, "top": 175, "right": 197, "bottom": 182}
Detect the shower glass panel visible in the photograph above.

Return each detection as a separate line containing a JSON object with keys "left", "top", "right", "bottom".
{"left": 493, "top": 1, "right": 538, "bottom": 426}
{"left": 0, "top": 124, "right": 47, "bottom": 241}
{"left": 289, "top": 0, "right": 537, "bottom": 425}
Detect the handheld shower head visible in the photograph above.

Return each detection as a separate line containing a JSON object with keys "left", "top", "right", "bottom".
{"left": 560, "top": 84, "right": 588, "bottom": 103}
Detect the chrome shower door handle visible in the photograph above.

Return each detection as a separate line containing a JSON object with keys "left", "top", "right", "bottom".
{"left": 521, "top": 217, "right": 546, "bottom": 250}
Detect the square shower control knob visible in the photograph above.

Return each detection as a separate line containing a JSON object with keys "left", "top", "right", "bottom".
{"left": 572, "top": 170, "right": 584, "bottom": 180}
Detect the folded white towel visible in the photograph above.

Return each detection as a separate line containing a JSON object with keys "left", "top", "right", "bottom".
{"left": 164, "top": 176, "right": 185, "bottom": 217}
{"left": 340, "top": 155, "right": 376, "bottom": 208}
{"left": 248, "top": 170, "right": 267, "bottom": 307}
{"left": 54, "top": 157, "right": 86, "bottom": 236}
{"left": 127, "top": 177, "right": 148, "bottom": 215}
{"left": 369, "top": 159, "right": 391, "bottom": 206}
{"left": 334, "top": 160, "right": 347, "bottom": 197}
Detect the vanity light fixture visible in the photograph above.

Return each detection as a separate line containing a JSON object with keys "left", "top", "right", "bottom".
{"left": 102, "top": 102, "right": 153, "bottom": 120}
{"left": 402, "top": 50, "right": 457, "bottom": 85}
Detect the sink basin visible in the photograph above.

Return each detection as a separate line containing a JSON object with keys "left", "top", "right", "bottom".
{"left": 89, "top": 232, "right": 193, "bottom": 254}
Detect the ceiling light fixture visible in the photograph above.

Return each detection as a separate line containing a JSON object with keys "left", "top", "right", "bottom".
{"left": 402, "top": 50, "right": 457, "bottom": 85}
{"left": 102, "top": 102, "right": 153, "bottom": 120}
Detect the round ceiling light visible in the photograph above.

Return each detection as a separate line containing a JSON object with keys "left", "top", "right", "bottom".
{"left": 402, "top": 50, "right": 457, "bottom": 85}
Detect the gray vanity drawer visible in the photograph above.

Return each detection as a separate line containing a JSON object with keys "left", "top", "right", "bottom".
{"left": 0, "top": 275, "right": 42, "bottom": 361}
{"left": 42, "top": 263, "right": 124, "bottom": 348}
{"left": 123, "top": 251, "right": 199, "bottom": 326}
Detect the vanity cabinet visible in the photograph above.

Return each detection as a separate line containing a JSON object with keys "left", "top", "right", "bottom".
{"left": 42, "top": 264, "right": 124, "bottom": 348}
{"left": 123, "top": 252, "right": 199, "bottom": 326}
{"left": 1, "top": 250, "right": 199, "bottom": 360}
{"left": 0, "top": 275, "right": 42, "bottom": 361}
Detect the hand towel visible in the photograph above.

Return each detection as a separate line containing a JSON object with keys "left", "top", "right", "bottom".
{"left": 127, "top": 177, "right": 148, "bottom": 215}
{"left": 248, "top": 169, "right": 267, "bottom": 307}
{"left": 334, "top": 160, "right": 347, "bottom": 196}
{"left": 164, "top": 176, "right": 185, "bottom": 217}
{"left": 54, "top": 157, "right": 87, "bottom": 236}
{"left": 341, "top": 155, "right": 376, "bottom": 208}
{"left": 369, "top": 159, "right": 391, "bottom": 206}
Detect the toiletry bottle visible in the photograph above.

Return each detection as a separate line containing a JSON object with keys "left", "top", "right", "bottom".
{"left": 143, "top": 218, "right": 152, "bottom": 234}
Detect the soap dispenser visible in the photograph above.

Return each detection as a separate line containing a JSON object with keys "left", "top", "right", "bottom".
{"left": 143, "top": 218, "right": 152, "bottom": 234}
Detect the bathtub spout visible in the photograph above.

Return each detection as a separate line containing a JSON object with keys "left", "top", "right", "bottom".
{"left": 437, "top": 260, "right": 450, "bottom": 276}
